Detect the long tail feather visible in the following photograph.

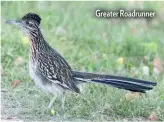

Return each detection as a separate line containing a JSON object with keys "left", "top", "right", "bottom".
{"left": 72, "top": 71, "right": 157, "bottom": 93}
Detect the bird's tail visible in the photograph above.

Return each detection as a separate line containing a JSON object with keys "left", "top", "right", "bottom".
{"left": 72, "top": 71, "right": 157, "bottom": 93}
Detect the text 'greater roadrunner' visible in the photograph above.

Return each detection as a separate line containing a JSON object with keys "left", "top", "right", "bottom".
{"left": 6, "top": 13, "right": 157, "bottom": 110}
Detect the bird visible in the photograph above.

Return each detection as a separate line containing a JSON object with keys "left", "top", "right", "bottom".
{"left": 6, "top": 13, "right": 157, "bottom": 110}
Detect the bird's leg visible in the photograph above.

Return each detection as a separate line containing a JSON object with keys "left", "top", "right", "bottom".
{"left": 48, "top": 94, "right": 57, "bottom": 109}
{"left": 61, "top": 92, "right": 65, "bottom": 110}
{"left": 60, "top": 92, "right": 66, "bottom": 117}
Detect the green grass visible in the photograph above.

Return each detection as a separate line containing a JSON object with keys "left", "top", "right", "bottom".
{"left": 1, "top": 1, "right": 164, "bottom": 121}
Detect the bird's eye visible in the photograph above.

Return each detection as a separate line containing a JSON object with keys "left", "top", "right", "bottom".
{"left": 26, "top": 21, "right": 33, "bottom": 27}
{"left": 26, "top": 21, "right": 29, "bottom": 24}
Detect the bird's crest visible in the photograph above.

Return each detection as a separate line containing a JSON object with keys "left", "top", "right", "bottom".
{"left": 22, "top": 13, "right": 41, "bottom": 24}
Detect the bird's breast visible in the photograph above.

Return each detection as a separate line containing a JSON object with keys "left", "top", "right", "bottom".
{"left": 29, "top": 59, "right": 66, "bottom": 95}
{"left": 29, "top": 60, "right": 48, "bottom": 92}
{"left": 29, "top": 59, "right": 38, "bottom": 83}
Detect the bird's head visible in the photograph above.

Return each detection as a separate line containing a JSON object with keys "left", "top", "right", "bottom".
{"left": 6, "top": 13, "right": 41, "bottom": 35}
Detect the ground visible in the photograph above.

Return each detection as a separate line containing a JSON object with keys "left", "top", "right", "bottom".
{"left": 1, "top": 1, "right": 164, "bottom": 121}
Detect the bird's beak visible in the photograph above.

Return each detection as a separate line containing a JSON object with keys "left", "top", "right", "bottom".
{"left": 5, "top": 20, "right": 22, "bottom": 26}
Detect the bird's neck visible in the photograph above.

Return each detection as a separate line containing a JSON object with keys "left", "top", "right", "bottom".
{"left": 29, "top": 29, "right": 50, "bottom": 57}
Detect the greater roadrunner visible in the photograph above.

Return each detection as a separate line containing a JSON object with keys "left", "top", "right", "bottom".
{"left": 6, "top": 13, "right": 157, "bottom": 110}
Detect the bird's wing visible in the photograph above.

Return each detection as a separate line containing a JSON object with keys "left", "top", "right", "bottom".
{"left": 37, "top": 52, "right": 80, "bottom": 93}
